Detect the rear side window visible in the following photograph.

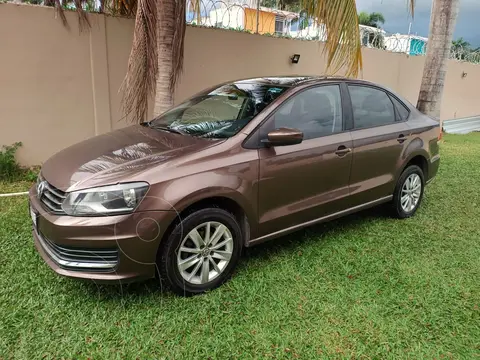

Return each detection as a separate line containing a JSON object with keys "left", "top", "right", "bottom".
{"left": 390, "top": 95, "right": 410, "bottom": 121}
{"left": 348, "top": 85, "right": 395, "bottom": 129}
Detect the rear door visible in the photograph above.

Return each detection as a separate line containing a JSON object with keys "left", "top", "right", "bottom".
{"left": 346, "top": 84, "right": 411, "bottom": 206}
{"left": 256, "top": 84, "right": 353, "bottom": 237}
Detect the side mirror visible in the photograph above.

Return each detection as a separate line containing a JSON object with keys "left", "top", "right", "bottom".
{"left": 262, "top": 127, "right": 303, "bottom": 147}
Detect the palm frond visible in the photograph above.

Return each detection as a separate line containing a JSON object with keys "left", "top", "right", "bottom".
{"left": 301, "top": 0, "right": 414, "bottom": 77}
{"left": 120, "top": 0, "right": 158, "bottom": 123}
{"left": 54, "top": 0, "right": 68, "bottom": 27}
{"left": 188, "top": 0, "right": 201, "bottom": 23}
{"left": 48, "top": 0, "right": 93, "bottom": 31}
{"left": 409, "top": 0, "right": 415, "bottom": 18}
{"left": 301, "top": 0, "right": 362, "bottom": 77}
{"left": 73, "top": 0, "right": 91, "bottom": 31}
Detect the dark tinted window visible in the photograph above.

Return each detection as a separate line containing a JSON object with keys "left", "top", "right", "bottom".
{"left": 390, "top": 95, "right": 410, "bottom": 120}
{"left": 348, "top": 85, "right": 395, "bottom": 129}
{"left": 272, "top": 85, "right": 343, "bottom": 140}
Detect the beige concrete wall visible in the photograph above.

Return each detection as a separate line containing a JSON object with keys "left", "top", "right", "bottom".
{"left": 0, "top": 4, "right": 96, "bottom": 165}
{"left": 397, "top": 54, "right": 480, "bottom": 119}
{"left": 1, "top": 3, "right": 479, "bottom": 165}
{"left": 105, "top": 16, "right": 135, "bottom": 131}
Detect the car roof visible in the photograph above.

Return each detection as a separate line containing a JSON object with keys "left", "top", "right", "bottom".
{"left": 233, "top": 76, "right": 380, "bottom": 88}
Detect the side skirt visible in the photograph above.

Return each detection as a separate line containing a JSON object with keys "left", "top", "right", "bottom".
{"left": 247, "top": 195, "right": 393, "bottom": 247}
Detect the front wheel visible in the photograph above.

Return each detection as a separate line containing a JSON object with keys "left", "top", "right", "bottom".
{"left": 391, "top": 165, "right": 425, "bottom": 218}
{"left": 158, "top": 208, "right": 243, "bottom": 296}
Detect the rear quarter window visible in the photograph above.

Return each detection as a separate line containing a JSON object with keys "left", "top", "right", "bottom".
{"left": 389, "top": 95, "right": 410, "bottom": 121}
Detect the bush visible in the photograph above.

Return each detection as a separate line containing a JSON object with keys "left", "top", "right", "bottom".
{"left": 0, "top": 142, "right": 39, "bottom": 182}
{"left": 0, "top": 142, "right": 23, "bottom": 181}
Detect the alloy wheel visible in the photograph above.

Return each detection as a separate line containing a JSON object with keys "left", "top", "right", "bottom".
{"left": 400, "top": 173, "right": 422, "bottom": 213}
{"left": 176, "top": 222, "right": 234, "bottom": 284}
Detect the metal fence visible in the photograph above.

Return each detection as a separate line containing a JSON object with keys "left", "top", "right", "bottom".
{"left": 443, "top": 116, "right": 480, "bottom": 134}
{"left": 186, "top": 0, "right": 480, "bottom": 65}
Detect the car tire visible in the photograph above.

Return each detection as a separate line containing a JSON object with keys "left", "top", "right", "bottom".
{"left": 391, "top": 165, "right": 425, "bottom": 219}
{"left": 157, "top": 208, "right": 243, "bottom": 296}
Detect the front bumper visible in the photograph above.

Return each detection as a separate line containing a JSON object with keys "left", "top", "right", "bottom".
{"left": 29, "top": 186, "right": 177, "bottom": 283}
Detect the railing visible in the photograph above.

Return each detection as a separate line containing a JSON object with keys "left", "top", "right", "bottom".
{"left": 186, "top": 0, "right": 480, "bottom": 65}
{"left": 443, "top": 116, "right": 480, "bottom": 134}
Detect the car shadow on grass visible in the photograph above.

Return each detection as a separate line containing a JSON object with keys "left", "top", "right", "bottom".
{"left": 241, "top": 205, "right": 387, "bottom": 261}
{"left": 69, "top": 205, "right": 389, "bottom": 301}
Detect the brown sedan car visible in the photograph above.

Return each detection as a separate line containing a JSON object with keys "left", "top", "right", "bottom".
{"left": 29, "top": 76, "right": 440, "bottom": 295}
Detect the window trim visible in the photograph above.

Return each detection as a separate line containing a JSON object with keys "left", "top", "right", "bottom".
{"left": 388, "top": 93, "right": 411, "bottom": 121}
{"left": 346, "top": 83, "right": 401, "bottom": 131}
{"left": 243, "top": 83, "right": 348, "bottom": 148}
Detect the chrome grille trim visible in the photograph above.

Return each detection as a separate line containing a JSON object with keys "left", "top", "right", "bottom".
{"left": 39, "top": 180, "right": 66, "bottom": 215}
{"left": 37, "top": 231, "right": 118, "bottom": 271}
{"left": 43, "top": 191, "right": 62, "bottom": 205}
{"left": 44, "top": 182, "right": 66, "bottom": 199}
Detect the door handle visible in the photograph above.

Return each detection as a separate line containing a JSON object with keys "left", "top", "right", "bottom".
{"left": 335, "top": 146, "right": 352, "bottom": 157}
{"left": 397, "top": 134, "right": 407, "bottom": 143}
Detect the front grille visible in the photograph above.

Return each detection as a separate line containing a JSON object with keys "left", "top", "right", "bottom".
{"left": 40, "top": 180, "right": 66, "bottom": 215}
{"left": 38, "top": 231, "right": 118, "bottom": 271}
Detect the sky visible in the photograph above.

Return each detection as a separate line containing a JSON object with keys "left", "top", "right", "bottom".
{"left": 356, "top": 0, "right": 480, "bottom": 47}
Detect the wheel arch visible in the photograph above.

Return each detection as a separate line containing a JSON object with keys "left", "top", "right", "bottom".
{"left": 399, "top": 151, "right": 429, "bottom": 180}
{"left": 158, "top": 190, "right": 254, "bottom": 253}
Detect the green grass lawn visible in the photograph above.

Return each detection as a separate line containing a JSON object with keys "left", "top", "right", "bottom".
{"left": 1, "top": 134, "right": 479, "bottom": 359}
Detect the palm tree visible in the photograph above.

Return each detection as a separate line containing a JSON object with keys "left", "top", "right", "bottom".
{"left": 416, "top": 0, "right": 460, "bottom": 121}
{"left": 451, "top": 37, "right": 471, "bottom": 60}
{"left": 358, "top": 11, "right": 385, "bottom": 28}
{"left": 452, "top": 37, "right": 470, "bottom": 50}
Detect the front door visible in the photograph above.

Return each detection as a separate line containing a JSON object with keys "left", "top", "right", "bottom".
{"left": 256, "top": 84, "right": 353, "bottom": 237}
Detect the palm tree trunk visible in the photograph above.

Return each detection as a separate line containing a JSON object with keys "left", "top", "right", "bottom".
{"left": 154, "top": 0, "right": 175, "bottom": 116}
{"left": 416, "top": 0, "right": 460, "bottom": 123}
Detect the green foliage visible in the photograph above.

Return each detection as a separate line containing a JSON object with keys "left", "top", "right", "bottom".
{"left": 451, "top": 37, "right": 472, "bottom": 60}
{"left": 24, "top": 168, "right": 39, "bottom": 182}
{"left": 452, "top": 37, "right": 471, "bottom": 50}
{"left": 0, "top": 142, "right": 23, "bottom": 181}
{"left": 0, "top": 142, "right": 38, "bottom": 182}
{"left": 358, "top": 11, "right": 385, "bottom": 28}
{"left": 358, "top": 11, "right": 371, "bottom": 26}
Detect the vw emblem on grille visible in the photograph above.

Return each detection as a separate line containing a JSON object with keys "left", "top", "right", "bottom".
{"left": 37, "top": 181, "right": 47, "bottom": 198}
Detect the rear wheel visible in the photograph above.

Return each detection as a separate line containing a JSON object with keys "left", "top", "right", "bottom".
{"left": 158, "top": 208, "right": 242, "bottom": 296}
{"left": 391, "top": 165, "right": 425, "bottom": 218}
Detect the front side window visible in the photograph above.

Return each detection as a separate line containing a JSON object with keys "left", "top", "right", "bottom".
{"left": 348, "top": 85, "right": 395, "bottom": 129}
{"left": 147, "top": 81, "right": 289, "bottom": 138}
{"left": 271, "top": 85, "right": 343, "bottom": 140}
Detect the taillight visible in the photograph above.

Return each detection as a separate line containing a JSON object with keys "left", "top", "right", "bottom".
{"left": 438, "top": 128, "right": 443, "bottom": 140}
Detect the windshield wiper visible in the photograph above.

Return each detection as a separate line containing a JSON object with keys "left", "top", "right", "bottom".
{"left": 145, "top": 122, "right": 185, "bottom": 135}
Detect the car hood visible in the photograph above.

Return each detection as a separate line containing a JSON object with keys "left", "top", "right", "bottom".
{"left": 41, "top": 125, "right": 223, "bottom": 191}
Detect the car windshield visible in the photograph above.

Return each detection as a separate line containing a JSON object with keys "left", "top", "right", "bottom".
{"left": 146, "top": 81, "right": 290, "bottom": 139}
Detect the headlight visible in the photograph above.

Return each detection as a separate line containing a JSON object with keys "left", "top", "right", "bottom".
{"left": 62, "top": 182, "right": 149, "bottom": 216}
